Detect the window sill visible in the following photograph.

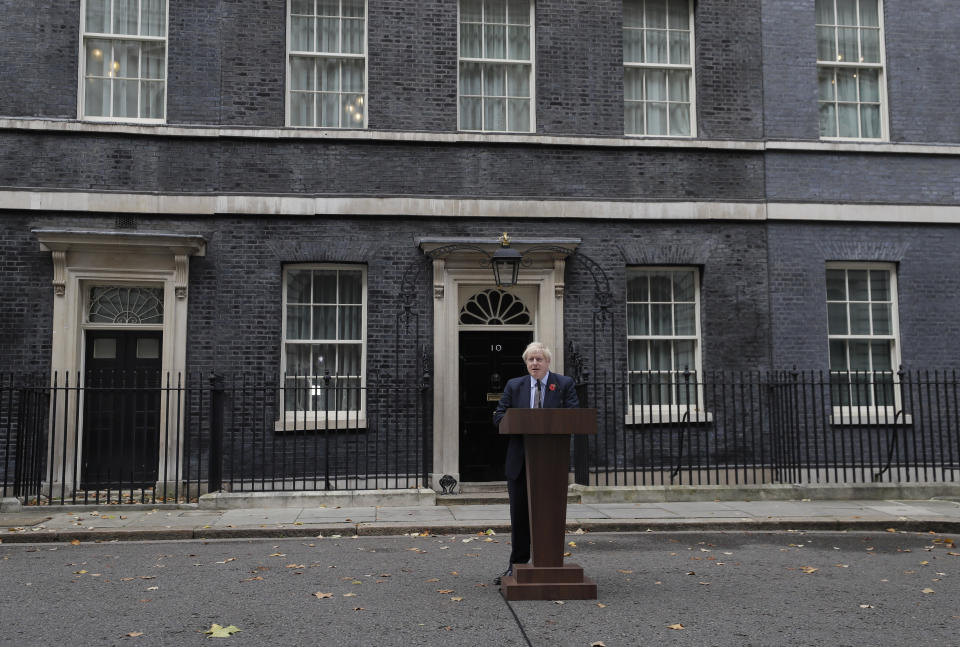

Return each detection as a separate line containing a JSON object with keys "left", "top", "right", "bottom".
{"left": 830, "top": 410, "right": 911, "bottom": 426}
{"left": 81, "top": 116, "right": 167, "bottom": 126}
{"left": 624, "top": 409, "right": 713, "bottom": 425}
{"left": 275, "top": 415, "right": 367, "bottom": 432}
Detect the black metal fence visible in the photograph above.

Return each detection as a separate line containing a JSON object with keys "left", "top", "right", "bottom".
{"left": 2, "top": 369, "right": 959, "bottom": 505}
{"left": 579, "top": 369, "right": 960, "bottom": 487}
{"left": 0, "top": 372, "right": 431, "bottom": 505}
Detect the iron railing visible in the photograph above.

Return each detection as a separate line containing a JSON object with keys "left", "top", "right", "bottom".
{"left": 2, "top": 369, "right": 959, "bottom": 505}
{"left": 0, "top": 372, "right": 432, "bottom": 505}
{"left": 579, "top": 368, "right": 960, "bottom": 487}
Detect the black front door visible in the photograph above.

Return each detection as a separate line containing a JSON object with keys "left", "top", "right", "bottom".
{"left": 458, "top": 330, "right": 532, "bottom": 481}
{"left": 82, "top": 331, "right": 162, "bottom": 488}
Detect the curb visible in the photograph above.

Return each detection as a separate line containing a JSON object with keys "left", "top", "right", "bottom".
{"left": 2, "top": 519, "right": 957, "bottom": 544}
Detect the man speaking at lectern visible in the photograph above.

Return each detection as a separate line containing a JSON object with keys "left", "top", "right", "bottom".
{"left": 492, "top": 341, "right": 579, "bottom": 585}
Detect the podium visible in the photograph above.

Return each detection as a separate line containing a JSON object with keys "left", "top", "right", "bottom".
{"left": 499, "top": 407, "right": 598, "bottom": 601}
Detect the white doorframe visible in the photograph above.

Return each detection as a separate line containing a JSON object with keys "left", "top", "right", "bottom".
{"left": 35, "top": 230, "right": 205, "bottom": 496}
{"left": 418, "top": 237, "right": 578, "bottom": 491}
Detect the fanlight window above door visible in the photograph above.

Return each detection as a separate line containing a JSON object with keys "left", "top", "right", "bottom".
{"left": 459, "top": 289, "right": 531, "bottom": 325}
{"left": 87, "top": 286, "right": 164, "bottom": 324}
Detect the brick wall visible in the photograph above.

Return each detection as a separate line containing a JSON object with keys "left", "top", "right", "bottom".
{"left": 167, "top": 0, "right": 222, "bottom": 125}
{"left": 0, "top": 131, "right": 766, "bottom": 201}
{"left": 760, "top": 0, "right": 819, "bottom": 140}
{"left": 768, "top": 221, "right": 960, "bottom": 369}
{"left": 0, "top": 0, "right": 78, "bottom": 118}
{"left": 884, "top": 2, "right": 960, "bottom": 144}
{"left": 765, "top": 151, "right": 960, "bottom": 205}
{"left": 367, "top": 0, "right": 459, "bottom": 131}
{"left": 695, "top": 0, "right": 765, "bottom": 140}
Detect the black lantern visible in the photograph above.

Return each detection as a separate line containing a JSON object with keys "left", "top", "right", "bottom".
{"left": 491, "top": 232, "right": 522, "bottom": 287}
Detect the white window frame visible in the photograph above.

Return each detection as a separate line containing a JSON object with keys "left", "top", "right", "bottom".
{"left": 457, "top": 0, "right": 536, "bottom": 133}
{"left": 816, "top": 0, "right": 888, "bottom": 141}
{"left": 625, "top": 266, "right": 709, "bottom": 424}
{"left": 826, "top": 262, "right": 906, "bottom": 424}
{"left": 279, "top": 264, "right": 368, "bottom": 430}
{"left": 286, "top": 0, "right": 368, "bottom": 129}
{"left": 622, "top": 0, "right": 696, "bottom": 138}
{"left": 78, "top": 0, "right": 168, "bottom": 123}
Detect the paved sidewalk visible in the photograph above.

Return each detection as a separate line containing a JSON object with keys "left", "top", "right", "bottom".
{"left": 2, "top": 498, "right": 960, "bottom": 543}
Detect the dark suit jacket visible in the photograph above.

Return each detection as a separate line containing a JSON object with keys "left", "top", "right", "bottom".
{"left": 493, "top": 372, "right": 579, "bottom": 480}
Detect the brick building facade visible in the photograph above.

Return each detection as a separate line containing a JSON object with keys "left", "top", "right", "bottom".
{"left": 1, "top": 0, "right": 959, "bottom": 494}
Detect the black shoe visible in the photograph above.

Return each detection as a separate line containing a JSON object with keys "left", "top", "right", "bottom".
{"left": 494, "top": 568, "right": 512, "bottom": 585}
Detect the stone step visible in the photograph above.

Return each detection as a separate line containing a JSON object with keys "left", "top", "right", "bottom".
{"left": 436, "top": 491, "right": 581, "bottom": 506}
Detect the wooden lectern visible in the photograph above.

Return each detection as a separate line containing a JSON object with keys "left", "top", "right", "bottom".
{"left": 498, "top": 407, "right": 598, "bottom": 601}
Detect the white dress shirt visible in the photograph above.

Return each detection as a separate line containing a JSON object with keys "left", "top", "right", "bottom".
{"left": 529, "top": 371, "right": 550, "bottom": 408}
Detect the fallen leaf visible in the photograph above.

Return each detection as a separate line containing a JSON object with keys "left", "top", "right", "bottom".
{"left": 668, "top": 623, "right": 685, "bottom": 630}
{"left": 343, "top": 592, "right": 357, "bottom": 597}
{"left": 451, "top": 596, "right": 463, "bottom": 602}
{"left": 314, "top": 592, "right": 333, "bottom": 599}
{"left": 800, "top": 566, "right": 818, "bottom": 574}
{"left": 70, "top": 539, "right": 81, "bottom": 546}
{"left": 591, "top": 642, "right": 607, "bottom": 647}
{"left": 568, "top": 541, "right": 577, "bottom": 547}
{"left": 203, "top": 623, "right": 240, "bottom": 638}
{"left": 146, "top": 586, "right": 159, "bottom": 591}
{"left": 922, "top": 588, "right": 935, "bottom": 594}
{"left": 437, "top": 589, "right": 454, "bottom": 594}
{"left": 859, "top": 604, "right": 874, "bottom": 609}
{"left": 126, "top": 632, "right": 144, "bottom": 637}
{"left": 241, "top": 576, "right": 264, "bottom": 582}
{"left": 617, "top": 569, "right": 633, "bottom": 574}
{"left": 596, "top": 603, "right": 607, "bottom": 608}
{"left": 353, "top": 607, "right": 365, "bottom": 611}
{"left": 425, "top": 578, "right": 440, "bottom": 582}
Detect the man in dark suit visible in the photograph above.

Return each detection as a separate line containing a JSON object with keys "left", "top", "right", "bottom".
{"left": 492, "top": 341, "right": 579, "bottom": 585}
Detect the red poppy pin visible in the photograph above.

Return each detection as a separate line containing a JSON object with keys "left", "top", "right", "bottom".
{"left": 549, "top": 383, "right": 556, "bottom": 391}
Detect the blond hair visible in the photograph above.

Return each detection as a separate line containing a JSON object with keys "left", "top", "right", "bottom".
{"left": 521, "top": 341, "right": 552, "bottom": 362}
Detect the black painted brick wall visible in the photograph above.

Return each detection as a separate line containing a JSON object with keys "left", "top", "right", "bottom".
{"left": 884, "top": 2, "right": 960, "bottom": 144}
{"left": 218, "top": 0, "right": 286, "bottom": 126}
{"left": 0, "top": 0, "right": 79, "bottom": 118}
{"left": 768, "top": 221, "right": 960, "bottom": 370}
{"left": 760, "top": 0, "right": 819, "bottom": 140}
{"left": 695, "top": 0, "right": 765, "bottom": 140}
{"left": 765, "top": 151, "right": 960, "bottom": 205}
{"left": 0, "top": 216, "right": 54, "bottom": 376}
{"left": 167, "top": 0, "right": 223, "bottom": 125}
{"left": 0, "top": 131, "right": 766, "bottom": 201}
{"left": 534, "top": 0, "right": 623, "bottom": 136}
{"left": 367, "top": 0, "right": 458, "bottom": 132}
